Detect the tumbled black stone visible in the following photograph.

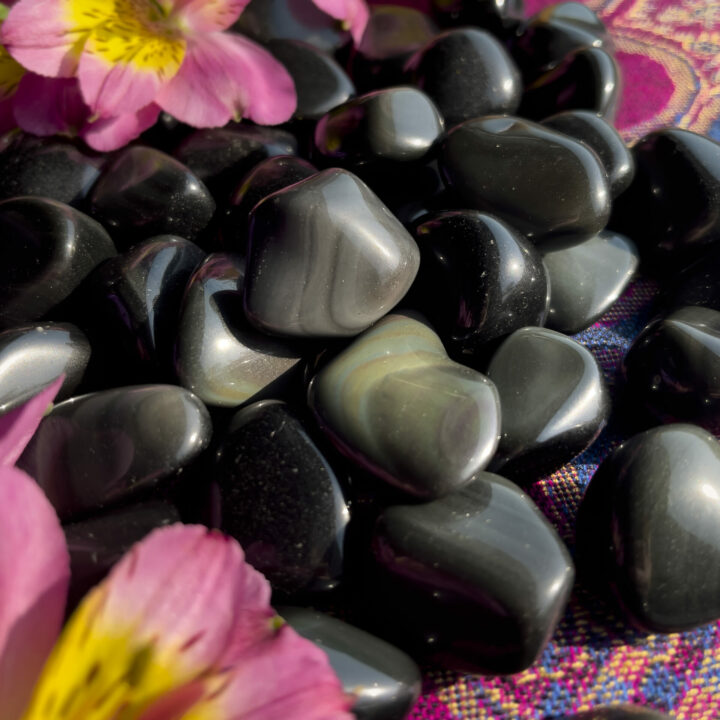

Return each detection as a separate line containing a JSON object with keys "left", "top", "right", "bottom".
{"left": 0, "top": 197, "right": 115, "bottom": 328}
{"left": 560, "top": 708, "right": 671, "bottom": 720}
{"left": 89, "top": 146, "right": 215, "bottom": 249}
{"left": 519, "top": 47, "right": 620, "bottom": 121}
{"left": 0, "top": 323, "right": 90, "bottom": 413}
{"left": 314, "top": 87, "right": 444, "bottom": 166}
{"left": 280, "top": 607, "right": 422, "bottom": 720}
{"left": 268, "top": 39, "right": 355, "bottom": 120}
{"left": 220, "top": 155, "right": 317, "bottom": 253}
{"left": 487, "top": 327, "right": 610, "bottom": 480}
{"left": 406, "top": 28, "right": 522, "bottom": 128}
{"left": 431, "top": 0, "right": 525, "bottom": 33}
{"left": 347, "top": 5, "right": 438, "bottom": 92}
{"left": 542, "top": 110, "right": 634, "bottom": 197}
{"left": 576, "top": 424, "right": 720, "bottom": 632}
{"left": 0, "top": 135, "right": 106, "bottom": 207}
{"left": 622, "top": 306, "right": 720, "bottom": 429}
{"left": 214, "top": 400, "right": 349, "bottom": 596}
{"left": 610, "top": 128, "right": 720, "bottom": 268}
{"left": 410, "top": 210, "right": 549, "bottom": 355}
{"left": 175, "top": 253, "right": 305, "bottom": 407}
{"left": 17, "top": 385, "right": 212, "bottom": 520}
{"left": 174, "top": 124, "right": 298, "bottom": 201}
{"left": 234, "top": 0, "right": 352, "bottom": 52}
{"left": 368, "top": 472, "right": 574, "bottom": 674}
{"left": 64, "top": 500, "right": 180, "bottom": 609}
{"left": 664, "top": 244, "right": 720, "bottom": 313}
{"left": 75, "top": 236, "right": 205, "bottom": 383}
{"left": 543, "top": 230, "right": 639, "bottom": 334}
{"left": 440, "top": 116, "right": 610, "bottom": 243}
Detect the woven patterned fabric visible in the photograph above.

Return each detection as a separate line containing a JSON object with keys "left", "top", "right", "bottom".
{"left": 391, "top": 0, "right": 720, "bottom": 717}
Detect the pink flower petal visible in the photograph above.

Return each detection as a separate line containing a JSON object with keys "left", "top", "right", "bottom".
{"left": 312, "top": 0, "right": 369, "bottom": 44}
{"left": 0, "top": 466, "right": 69, "bottom": 720}
{"left": 190, "top": 625, "right": 354, "bottom": 720}
{"left": 0, "top": 375, "right": 63, "bottom": 466}
{"left": 81, "top": 103, "right": 162, "bottom": 151}
{"left": 156, "top": 32, "right": 296, "bottom": 127}
{"left": 12, "top": 74, "right": 87, "bottom": 136}
{"left": 2, "top": 0, "right": 81, "bottom": 77}
{"left": 172, "top": 0, "right": 252, "bottom": 32}
{"left": 0, "top": 97, "right": 17, "bottom": 135}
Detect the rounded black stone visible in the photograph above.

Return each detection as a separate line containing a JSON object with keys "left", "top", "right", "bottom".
{"left": 542, "top": 109, "right": 634, "bottom": 197}
{"left": 431, "top": 0, "right": 525, "bottom": 34}
{"left": 89, "top": 146, "right": 215, "bottom": 249}
{"left": 440, "top": 116, "right": 611, "bottom": 243}
{"left": 559, "top": 708, "right": 671, "bottom": 720}
{"left": 664, "top": 243, "right": 720, "bottom": 313}
{"left": 406, "top": 28, "right": 522, "bottom": 128}
{"left": 214, "top": 400, "right": 349, "bottom": 597}
{"left": 622, "top": 306, "right": 720, "bottom": 430}
{"left": 410, "top": 210, "right": 549, "bottom": 355}
{"left": 576, "top": 423, "right": 720, "bottom": 633}
{"left": 0, "top": 197, "right": 116, "bottom": 328}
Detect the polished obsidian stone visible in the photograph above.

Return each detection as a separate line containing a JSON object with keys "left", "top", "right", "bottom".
{"left": 431, "top": 0, "right": 525, "bottom": 33}
{"left": 0, "top": 197, "right": 116, "bottom": 328}
{"left": 440, "top": 116, "right": 610, "bottom": 244}
{"left": 368, "top": 472, "right": 574, "bottom": 674}
{"left": 234, "top": 0, "right": 352, "bottom": 52}
{"left": 487, "top": 326, "right": 610, "bottom": 480}
{"left": 511, "top": 1, "right": 609, "bottom": 80}
{"left": 175, "top": 253, "right": 305, "bottom": 407}
{"left": 214, "top": 400, "right": 348, "bottom": 596}
{"left": 519, "top": 47, "right": 620, "bottom": 121}
{"left": 268, "top": 39, "right": 355, "bottom": 120}
{"left": 280, "top": 607, "right": 422, "bottom": 720}
{"left": 560, "top": 708, "right": 671, "bottom": 720}
{"left": 542, "top": 110, "right": 634, "bottom": 197}
{"left": 0, "top": 323, "right": 90, "bottom": 413}
{"left": 543, "top": 230, "right": 639, "bottom": 334}
{"left": 576, "top": 424, "right": 720, "bottom": 632}
{"left": 0, "top": 135, "right": 106, "bottom": 207}
{"left": 664, "top": 244, "right": 720, "bottom": 313}
{"left": 174, "top": 124, "right": 298, "bottom": 201}
{"left": 64, "top": 500, "right": 180, "bottom": 609}
{"left": 244, "top": 169, "right": 420, "bottom": 338}
{"left": 610, "top": 128, "right": 720, "bottom": 269}
{"left": 76, "top": 236, "right": 205, "bottom": 382}
{"left": 347, "top": 5, "right": 438, "bottom": 92}
{"left": 314, "top": 87, "right": 444, "bottom": 166}
{"left": 622, "top": 307, "right": 720, "bottom": 429}
{"left": 17, "top": 385, "right": 212, "bottom": 521}
{"left": 89, "top": 146, "right": 215, "bottom": 249}
{"left": 411, "top": 210, "right": 549, "bottom": 355}
{"left": 405, "top": 28, "right": 521, "bottom": 128}
{"left": 220, "top": 155, "right": 317, "bottom": 253}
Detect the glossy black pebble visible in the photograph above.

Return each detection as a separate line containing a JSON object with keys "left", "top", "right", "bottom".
{"left": 0, "top": 135, "right": 106, "bottom": 207}
{"left": 0, "top": 197, "right": 116, "bottom": 328}
{"left": 0, "top": 323, "right": 91, "bottom": 413}
{"left": 280, "top": 607, "right": 421, "bottom": 720}
{"left": 610, "top": 128, "right": 720, "bottom": 268}
{"left": 560, "top": 708, "right": 671, "bottom": 720}
{"left": 543, "top": 230, "right": 639, "bottom": 334}
{"left": 89, "top": 146, "right": 215, "bottom": 249}
{"left": 64, "top": 500, "right": 180, "bottom": 609}
{"left": 370, "top": 472, "right": 574, "bottom": 674}
{"left": 542, "top": 110, "right": 634, "bottom": 198}
{"left": 519, "top": 47, "right": 620, "bottom": 122}
{"left": 411, "top": 210, "right": 549, "bottom": 355}
{"left": 314, "top": 87, "right": 444, "bottom": 166}
{"left": 406, "top": 28, "right": 522, "bottom": 128}
{"left": 576, "top": 424, "right": 720, "bottom": 633}
{"left": 487, "top": 327, "right": 610, "bottom": 480}
{"left": 664, "top": 243, "right": 720, "bottom": 313}
{"left": 214, "top": 400, "right": 349, "bottom": 596}
{"left": 431, "top": 0, "right": 525, "bottom": 33}
{"left": 440, "top": 116, "right": 610, "bottom": 244}
{"left": 174, "top": 124, "right": 298, "bottom": 201}
{"left": 268, "top": 39, "right": 355, "bottom": 121}
{"left": 17, "top": 385, "right": 212, "bottom": 521}
{"left": 622, "top": 306, "right": 720, "bottom": 429}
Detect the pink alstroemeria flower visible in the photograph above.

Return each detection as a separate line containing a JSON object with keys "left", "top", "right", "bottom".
{"left": 0, "top": 379, "right": 353, "bottom": 720}
{"left": 0, "top": 0, "right": 369, "bottom": 150}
